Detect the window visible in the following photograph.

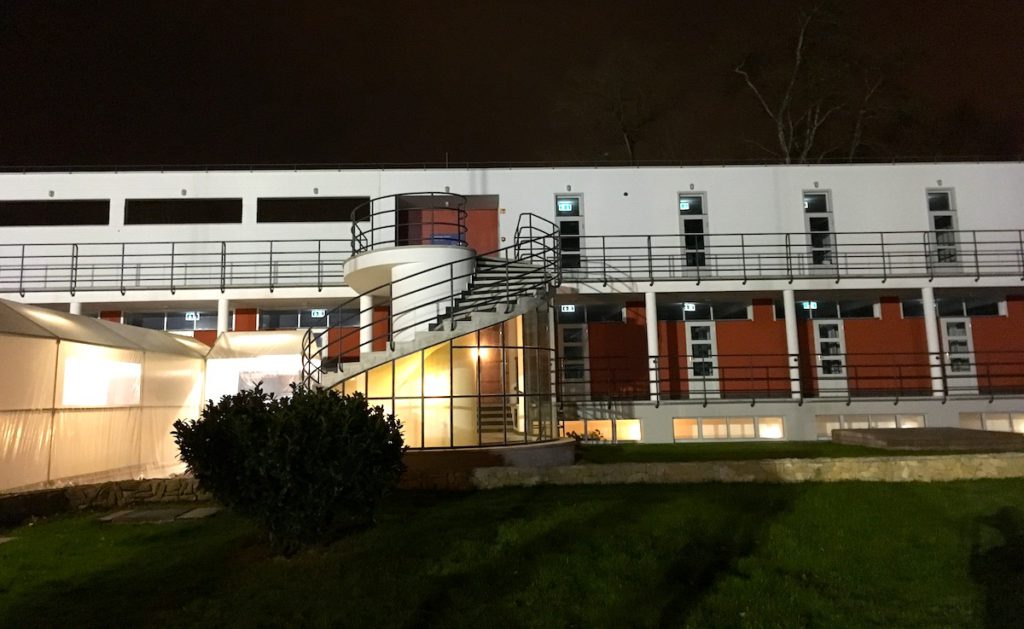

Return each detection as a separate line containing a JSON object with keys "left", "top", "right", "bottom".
{"left": 927, "top": 190, "right": 958, "bottom": 264}
{"left": 656, "top": 301, "right": 748, "bottom": 321}
{"left": 555, "top": 195, "right": 583, "bottom": 269}
{"left": 124, "top": 199, "right": 242, "bottom": 224}
{"left": 672, "top": 417, "right": 785, "bottom": 441}
{"left": 815, "top": 413, "right": 926, "bottom": 438}
{"left": 901, "top": 299, "right": 925, "bottom": 318}
{"left": 562, "top": 418, "right": 639, "bottom": 443}
{"left": 0, "top": 200, "right": 110, "bottom": 226}
{"left": 585, "top": 304, "right": 624, "bottom": 322}
{"left": 257, "top": 197, "right": 371, "bottom": 223}
{"left": 960, "top": 412, "right": 1024, "bottom": 434}
{"left": 936, "top": 297, "right": 1003, "bottom": 318}
{"left": 679, "top": 193, "right": 707, "bottom": 267}
{"left": 804, "top": 191, "right": 835, "bottom": 265}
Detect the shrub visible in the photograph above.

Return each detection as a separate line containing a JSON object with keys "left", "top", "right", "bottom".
{"left": 173, "top": 385, "right": 405, "bottom": 553}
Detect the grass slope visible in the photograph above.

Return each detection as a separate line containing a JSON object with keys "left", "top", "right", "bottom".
{"left": 2, "top": 481, "right": 1023, "bottom": 628}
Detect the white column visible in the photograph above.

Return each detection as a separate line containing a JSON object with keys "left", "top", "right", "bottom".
{"left": 359, "top": 294, "right": 374, "bottom": 354}
{"left": 645, "top": 292, "right": 659, "bottom": 401}
{"left": 782, "top": 289, "right": 801, "bottom": 399}
{"left": 921, "top": 286, "right": 944, "bottom": 396}
{"left": 216, "top": 297, "right": 229, "bottom": 336}
{"left": 68, "top": 302, "right": 82, "bottom": 316}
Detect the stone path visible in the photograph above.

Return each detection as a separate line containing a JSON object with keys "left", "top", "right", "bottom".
{"left": 0, "top": 536, "right": 15, "bottom": 545}
{"left": 99, "top": 506, "right": 221, "bottom": 523}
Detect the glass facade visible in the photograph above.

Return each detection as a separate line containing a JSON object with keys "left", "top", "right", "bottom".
{"left": 335, "top": 312, "right": 555, "bottom": 448}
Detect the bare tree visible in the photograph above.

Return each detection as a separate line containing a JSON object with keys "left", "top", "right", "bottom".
{"left": 734, "top": 4, "right": 886, "bottom": 163}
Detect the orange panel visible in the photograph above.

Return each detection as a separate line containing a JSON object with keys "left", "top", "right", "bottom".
{"left": 99, "top": 310, "right": 121, "bottom": 323}
{"left": 326, "top": 326, "right": 360, "bottom": 361}
{"left": 658, "top": 321, "right": 688, "bottom": 399}
{"left": 372, "top": 306, "right": 390, "bottom": 351}
{"left": 716, "top": 300, "right": 789, "bottom": 397}
{"left": 972, "top": 295, "right": 1024, "bottom": 393}
{"left": 588, "top": 321, "right": 647, "bottom": 399}
{"left": 843, "top": 296, "right": 930, "bottom": 395}
{"left": 193, "top": 330, "right": 217, "bottom": 347}
{"left": 234, "top": 308, "right": 258, "bottom": 332}
{"left": 465, "top": 208, "right": 499, "bottom": 254}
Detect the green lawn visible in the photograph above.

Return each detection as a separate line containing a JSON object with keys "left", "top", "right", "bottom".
{"left": 577, "top": 441, "right": 965, "bottom": 464}
{"left": 3, "top": 481, "right": 1024, "bottom": 628}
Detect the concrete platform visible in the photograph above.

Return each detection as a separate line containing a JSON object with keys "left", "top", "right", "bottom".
{"left": 832, "top": 428, "right": 1024, "bottom": 451}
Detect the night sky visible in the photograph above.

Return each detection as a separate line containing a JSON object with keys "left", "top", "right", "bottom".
{"left": 1, "top": 0, "right": 1022, "bottom": 167}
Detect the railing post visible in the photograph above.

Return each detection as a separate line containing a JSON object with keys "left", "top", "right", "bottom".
{"left": 1018, "top": 229, "right": 1024, "bottom": 280}
{"left": 740, "top": 234, "right": 747, "bottom": 284}
{"left": 784, "top": 233, "right": 793, "bottom": 283}
{"left": 602, "top": 236, "right": 608, "bottom": 287}
{"left": 169, "top": 242, "right": 175, "bottom": 294}
{"left": 924, "top": 231, "right": 934, "bottom": 282}
{"left": 879, "top": 232, "right": 887, "bottom": 283}
{"left": 219, "top": 241, "right": 227, "bottom": 293}
{"left": 18, "top": 244, "right": 25, "bottom": 297}
{"left": 316, "top": 240, "right": 323, "bottom": 292}
{"left": 973, "top": 230, "right": 980, "bottom": 281}
{"left": 449, "top": 262, "right": 456, "bottom": 331}
{"left": 504, "top": 260, "right": 513, "bottom": 314}
{"left": 834, "top": 232, "right": 840, "bottom": 283}
{"left": 268, "top": 241, "right": 274, "bottom": 293}
{"left": 70, "top": 243, "right": 79, "bottom": 296}
{"left": 647, "top": 235, "right": 654, "bottom": 286}
{"left": 388, "top": 283, "right": 395, "bottom": 351}
{"left": 119, "top": 243, "right": 126, "bottom": 295}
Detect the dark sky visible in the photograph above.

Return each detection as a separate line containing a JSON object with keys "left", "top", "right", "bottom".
{"left": 1, "top": 0, "right": 1022, "bottom": 167}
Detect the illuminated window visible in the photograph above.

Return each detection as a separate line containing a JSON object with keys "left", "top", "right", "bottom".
{"left": 757, "top": 417, "right": 784, "bottom": 439}
{"left": 563, "top": 418, "right": 639, "bottom": 443}
{"left": 673, "top": 418, "right": 699, "bottom": 440}
{"left": 815, "top": 413, "right": 926, "bottom": 438}
{"left": 962, "top": 412, "right": 1024, "bottom": 434}
{"left": 673, "top": 416, "right": 784, "bottom": 441}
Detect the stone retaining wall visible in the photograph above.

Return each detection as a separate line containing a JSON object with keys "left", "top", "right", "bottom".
{"left": 471, "top": 453, "right": 1024, "bottom": 489}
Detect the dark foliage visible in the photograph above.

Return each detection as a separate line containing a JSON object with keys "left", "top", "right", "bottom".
{"left": 173, "top": 385, "right": 405, "bottom": 553}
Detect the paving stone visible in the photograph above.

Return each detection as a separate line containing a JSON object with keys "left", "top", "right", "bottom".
{"left": 177, "top": 507, "right": 222, "bottom": 520}
{"left": 0, "top": 537, "right": 16, "bottom": 545}
{"left": 97, "top": 510, "right": 135, "bottom": 523}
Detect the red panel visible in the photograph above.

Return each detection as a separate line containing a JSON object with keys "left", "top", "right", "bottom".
{"left": 843, "top": 297, "right": 930, "bottom": 395}
{"left": 372, "top": 306, "right": 390, "bottom": 352}
{"left": 797, "top": 320, "right": 819, "bottom": 397}
{"left": 326, "top": 326, "right": 360, "bottom": 361}
{"left": 193, "top": 330, "right": 217, "bottom": 347}
{"left": 99, "top": 310, "right": 121, "bottom": 323}
{"left": 588, "top": 321, "right": 647, "bottom": 399}
{"left": 624, "top": 301, "right": 645, "bottom": 326}
{"left": 972, "top": 295, "right": 1024, "bottom": 393}
{"left": 234, "top": 308, "right": 258, "bottom": 332}
{"left": 658, "top": 321, "right": 688, "bottom": 399}
{"left": 716, "top": 299, "right": 789, "bottom": 397}
{"left": 465, "top": 208, "right": 499, "bottom": 254}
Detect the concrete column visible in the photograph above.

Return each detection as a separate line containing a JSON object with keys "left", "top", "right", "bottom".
{"left": 359, "top": 294, "right": 374, "bottom": 354}
{"left": 216, "top": 297, "right": 230, "bottom": 336}
{"left": 921, "top": 286, "right": 944, "bottom": 396}
{"left": 68, "top": 302, "right": 82, "bottom": 316}
{"left": 644, "top": 292, "right": 659, "bottom": 401}
{"left": 782, "top": 289, "right": 801, "bottom": 399}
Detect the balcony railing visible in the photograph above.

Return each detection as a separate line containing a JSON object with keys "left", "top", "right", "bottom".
{"left": 558, "top": 350, "right": 1024, "bottom": 406}
{"left": 1, "top": 228, "right": 1022, "bottom": 296}
{"left": 565, "top": 229, "right": 1024, "bottom": 284}
{"left": 0, "top": 239, "right": 349, "bottom": 296}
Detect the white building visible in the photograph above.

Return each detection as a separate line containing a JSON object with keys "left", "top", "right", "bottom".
{"left": 2, "top": 161, "right": 1022, "bottom": 446}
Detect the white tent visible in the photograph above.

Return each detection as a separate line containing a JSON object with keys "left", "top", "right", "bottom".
{"left": 205, "top": 330, "right": 309, "bottom": 402}
{"left": 0, "top": 299, "right": 207, "bottom": 493}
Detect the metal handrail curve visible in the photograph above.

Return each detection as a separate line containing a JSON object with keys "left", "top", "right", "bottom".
{"left": 301, "top": 212, "right": 560, "bottom": 388}
{"left": 350, "top": 192, "right": 468, "bottom": 255}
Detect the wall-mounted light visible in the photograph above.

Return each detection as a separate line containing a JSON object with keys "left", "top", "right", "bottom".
{"left": 48, "top": 190, "right": 55, "bottom": 197}
{"left": 313, "top": 187, "right": 319, "bottom": 195}
{"left": 689, "top": 183, "right": 695, "bottom": 191}
{"left": 802, "top": 301, "right": 818, "bottom": 310}
{"left": 181, "top": 189, "right": 188, "bottom": 196}
{"left": 813, "top": 181, "right": 819, "bottom": 189}
{"left": 566, "top": 185, "right": 572, "bottom": 192}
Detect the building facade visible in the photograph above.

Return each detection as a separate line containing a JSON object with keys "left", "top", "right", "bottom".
{"left": 2, "top": 162, "right": 1022, "bottom": 445}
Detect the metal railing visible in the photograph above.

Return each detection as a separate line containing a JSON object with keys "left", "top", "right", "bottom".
{"left": 567, "top": 229, "right": 1024, "bottom": 285}
{"left": 302, "top": 212, "right": 560, "bottom": 387}
{"left": 0, "top": 239, "right": 349, "bottom": 296}
{"left": 3, "top": 228, "right": 1021, "bottom": 297}
{"left": 558, "top": 350, "right": 1024, "bottom": 406}
{"left": 350, "top": 192, "right": 468, "bottom": 254}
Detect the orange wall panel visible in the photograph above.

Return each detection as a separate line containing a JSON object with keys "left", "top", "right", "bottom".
{"left": 588, "top": 321, "right": 647, "bottom": 399}
{"left": 372, "top": 306, "right": 390, "bottom": 352}
{"left": 326, "top": 326, "right": 360, "bottom": 361}
{"left": 99, "top": 310, "right": 121, "bottom": 323}
{"left": 658, "top": 321, "right": 688, "bottom": 399}
{"left": 971, "top": 295, "right": 1024, "bottom": 393}
{"left": 842, "top": 297, "right": 931, "bottom": 395}
{"left": 465, "top": 208, "right": 499, "bottom": 253}
{"left": 193, "top": 330, "right": 217, "bottom": 347}
{"left": 715, "top": 300, "right": 788, "bottom": 397}
{"left": 235, "top": 308, "right": 258, "bottom": 332}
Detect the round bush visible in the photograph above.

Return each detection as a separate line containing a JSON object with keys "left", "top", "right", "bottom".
{"left": 173, "top": 386, "right": 405, "bottom": 553}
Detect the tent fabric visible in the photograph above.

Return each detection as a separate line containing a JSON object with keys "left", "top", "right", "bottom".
{"left": 206, "top": 330, "right": 307, "bottom": 358}
{"left": 0, "top": 298, "right": 206, "bottom": 494}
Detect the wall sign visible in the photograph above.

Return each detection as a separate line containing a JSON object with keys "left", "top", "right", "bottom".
{"left": 185, "top": 311, "right": 200, "bottom": 322}
{"left": 310, "top": 309, "right": 326, "bottom": 318}
{"left": 560, "top": 305, "right": 576, "bottom": 313}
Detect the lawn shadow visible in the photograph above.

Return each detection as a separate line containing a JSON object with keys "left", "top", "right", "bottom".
{"left": 969, "top": 506, "right": 1024, "bottom": 629}
{"left": 655, "top": 484, "right": 800, "bottom": 628}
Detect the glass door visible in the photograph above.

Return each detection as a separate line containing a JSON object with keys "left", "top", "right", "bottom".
{"left": 814, "top": 320, "right": 847, "bottom": 396}
{"left": 686, "top": 321, "right": 719, "bottom": 399}
{"left": 927, "top": 190, "right": 959, "bottom": 269}
{"left": 678, "top": 194, "right": 707, "bottom": 269}
{"left": 940, "top": 317, "right": 977, "bottom": 394}
{"left": 804, "top": 192, "right": 836, "bottom": 269}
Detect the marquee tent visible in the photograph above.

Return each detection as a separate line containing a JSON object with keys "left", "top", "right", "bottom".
{"left": 0, "top": 299, "right": 208, "bottom": 493}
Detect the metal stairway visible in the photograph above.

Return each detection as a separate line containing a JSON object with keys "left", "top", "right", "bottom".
{"left": 301, "top": 211, "right": 561, "bottom": 390}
